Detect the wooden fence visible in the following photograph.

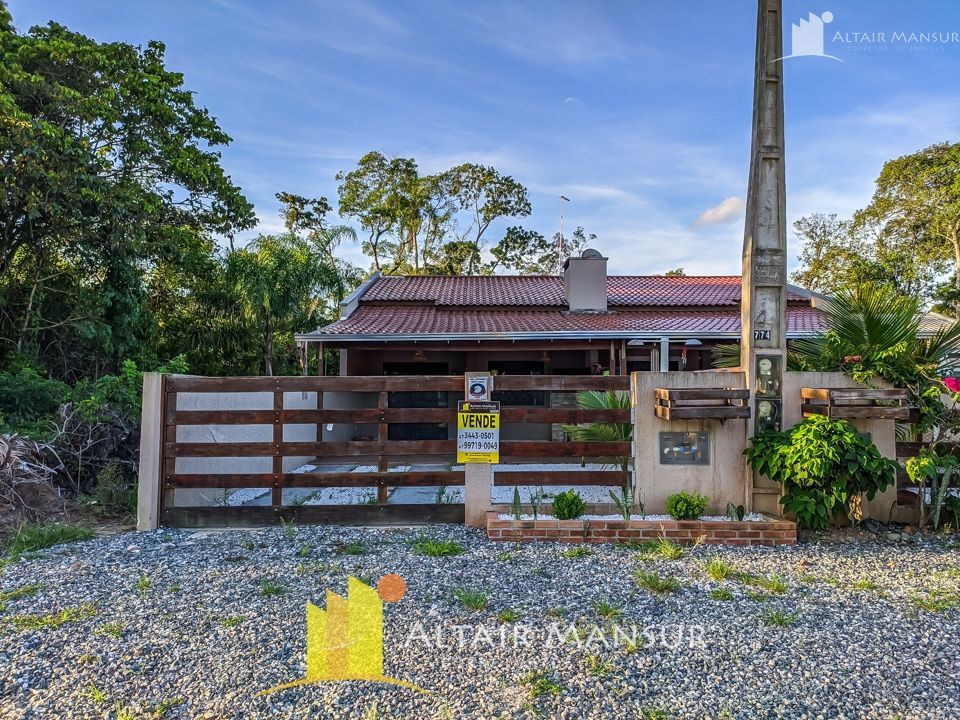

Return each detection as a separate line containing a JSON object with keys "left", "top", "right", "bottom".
{"left": 156, "top": 373, "right": 633, "bottom": 527}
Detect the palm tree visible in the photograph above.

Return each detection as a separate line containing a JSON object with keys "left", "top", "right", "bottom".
{"left": 562, "top": 390, "right": 635, "bottom": 519}
{"left": 792, "top": 284, "right": 960, "bottom": 433}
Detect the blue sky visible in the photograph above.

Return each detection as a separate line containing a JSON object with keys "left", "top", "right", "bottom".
{"left": 10, "top": 0, "right": 960, "bottom": 275}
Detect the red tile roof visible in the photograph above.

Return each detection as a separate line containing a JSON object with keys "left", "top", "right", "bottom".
{"left": 360, "top": 274, "right": 811, "bottom": 307}
{"left": 313, "top": 305, "right": 826, "bottom": 339}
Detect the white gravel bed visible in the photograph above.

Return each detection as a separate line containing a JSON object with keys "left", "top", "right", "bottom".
{"left": 1, "top": 526, "right": 958, "bottom": 719}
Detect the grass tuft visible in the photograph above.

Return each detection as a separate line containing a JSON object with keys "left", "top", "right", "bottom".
{"left": 522, "top": 670, "right": 563, "bottom": 700}
{"left": 0, "top": 583, "right": 41, "bottom": 604}
{"left": 496, "top": 608, "right": 520, "bottom": 623}
{"left": 411, "top": 536, "right": 465, "bottom": 557}
{"left": 591, "top": 598, "right": 622, "bottom": 620}
{"left": 703, "top": 556, "right": 736, "bottom": 581}
{"left": 4, "top": 523, "right": 94, "bottom": 558}
{"left": 560, "top": 545, "right": 593, "bottom": 559}
{"left": 3, "top": 602, "right": 97, "bottom": 631}
{"left": 762, "top": 609, "right": 801, "bottom": 627}
{"left": 260, "top": 580, "right": 286, "bottom": 597}
{"left": 710, "top": 587, "right": 734, "bottom": 601}
{"left": 334, "top": 541, "right": 367, "bottom": 556}
{"left": 453, "top": 587, "right": 489, "bottom": 611}
{"left": 634, "top": 569, "right": 681, "bottom": 595}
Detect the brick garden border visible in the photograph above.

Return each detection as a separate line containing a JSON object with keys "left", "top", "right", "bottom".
{"left": 486, "top": 511, "right": 797, "bottom": 546}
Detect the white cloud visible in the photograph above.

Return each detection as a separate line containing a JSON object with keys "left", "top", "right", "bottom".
{"left": 693, "top": 196, "right": 745, "bottom": 227}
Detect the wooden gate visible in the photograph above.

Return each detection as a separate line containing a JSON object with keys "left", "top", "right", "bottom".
{"left": 159, "top": 374, "right": 464, "bottom": 527}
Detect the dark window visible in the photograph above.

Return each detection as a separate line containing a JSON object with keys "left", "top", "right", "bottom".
{"left": 490, "top": 360, "right": 546, "bottom": 406}
{"left": 382, "top": 362, "right": 449, "bottom": 440}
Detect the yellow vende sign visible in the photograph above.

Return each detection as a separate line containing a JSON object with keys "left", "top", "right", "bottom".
{"left": 456, "top": 400, "right": 500, "bottom": 464}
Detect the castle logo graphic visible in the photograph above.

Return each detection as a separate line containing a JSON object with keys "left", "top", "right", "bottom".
{"left": 259, "top": 574, "right": 428, "bottom": 695}
{"left": 782, "top": 10, "right": 842, "bottom": 62}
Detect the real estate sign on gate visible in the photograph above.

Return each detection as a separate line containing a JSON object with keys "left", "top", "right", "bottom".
{"left": 456, "top": 400, "right": 500, "bottom": 463}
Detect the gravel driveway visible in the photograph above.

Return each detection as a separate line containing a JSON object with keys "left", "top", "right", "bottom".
{"left": 1, "top": 525, "right": 958, "bottom": 719}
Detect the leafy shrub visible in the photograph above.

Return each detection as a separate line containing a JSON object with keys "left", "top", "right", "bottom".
{"left": 0, "top": 368, "right": 70, "bottom": 439}
{"left": 745, "top": 415, "right": 897, "bottom": 529}
{"left": 552, "top": 489, "right": 585, "bottom": 520}
{"left": 94, "top": 462, "right": 137, "bottom": 517}
{"left": 665, "top": 492, "right": 708, "bottom": 520}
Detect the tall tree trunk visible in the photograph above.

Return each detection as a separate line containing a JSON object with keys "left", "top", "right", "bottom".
{"left": 262, "top": 319, "right": 274, "bottom": 376}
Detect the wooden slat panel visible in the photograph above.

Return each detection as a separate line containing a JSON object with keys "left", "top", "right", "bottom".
{"left": 271, "top": 389, "right": 283, "bottom": 506}
{"left": 167, "top": 407, "right": 458, "bottom": 425}
{"left": 167, "top": 471, "right": 466, "bottom": 488}
{"left": 493, "top": 375, "right": 629, "bottom": 391}
{"left": 166, "top": 439, "right": 457, "bottom": 458}
{"left": 493, "top": 471, "right": 629, "bottom": 486}
{"left": 801, "top": 404, "right": 913, "bottom": 420}
{"left": 163, "top": 503, "right": 465, "bottom": 528}
{"left": 655, "top": 405, "right": 751, "bottom": 420}
{"left": 801, "top": 387, "right": 908, "bottom": 401}
{"left": 654, "top": 388, "right": 749, "bottom": 401}
{"left": 896, "top": 441, "right": 927, "bottom": 457}
{"left": 166, "top": 375, "right": 463, "bottom": 393}
{"left": 500, "top": 441, "right": 631, "bottom": 457}
{"left": 499, "top": 407, "right": 631, "bottom": 423}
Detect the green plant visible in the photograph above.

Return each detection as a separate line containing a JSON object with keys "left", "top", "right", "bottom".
{"left": 710, "top": 587, "right": 733, "bottom": 601}
{"left": 634, "top": 570, "right": 681, "bottom": 595}
{"left": 552, "top": 489, "right": 586, "bottom": 520}
{"left": 560, "top": 545, "right": 592, "bottom": 559}
{"left": 98, "top": 621, "right": 126, "bottom": 638}
{"left": 334, "top": 541, "right": 367, "bottom": 556}
{"left": 86, "top": 682, "right": 108, "bottom": 704}
{"left": 528, "top": 486, "right": 546, "bottom": 520}
{"left": 522, "top": 670, "right": 563, "bottom": 700}
{"left": 703, "top": 556, "right": 736, "bottom": 581}
{"left": 906, "top": 448, "right": 959, "bottom": 530}
{"left": 0, "top": 583, "right": 40, "bottom": 603}
{"left": 665, "top": 492, "right": 708, "bottom": 521}
{"left": 745, "top": 415, "right": 898, "bottom": 529}
{"left": 512, "top": 487, "right": 523, "bottom": 520}
{"left": 260, "top": 580, "right": 286, "bottom": 597}
{"left": 739, "top": 573, "right": 788, "bottom": 594}
{"left": 94, "top": 461, "right": 137, "bottom": 517}
{"left": 562, "top": 390, "right": 634, "bottom": 519}
{"left": 3, "top": 523, "right": 94, "bottom": 558}
{"left": 584, "top": 653, "right": 615, "bottom": 678}
{"left": 496, "top": 609, "right": 520, "bottom": 623}
{"left": 220, "top": 616, "right": 245, "bottom": 628}
{"left": 762, "top": 609, "right": 801, "bottom": 626}
{"left": 2, "top": 603, "right": 97, "bottom": 631}
{"left": 453, "top": 587, "right": 489, "bottom": 611}
{"left": 592, "top": 599, "right": 622, "bottom": 620}
{"left": 136, "top": 576, "right": 152, "bottom": 594}
{"left": 410, "top": 535, "right": 464, "bottom": 557}
{"left": 725, "top": 501, "right": 746, "bottom": 521}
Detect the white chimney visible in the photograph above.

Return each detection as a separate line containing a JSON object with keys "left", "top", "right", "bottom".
{"left": 563, "top": 249, "right": 608, "bottom": 312}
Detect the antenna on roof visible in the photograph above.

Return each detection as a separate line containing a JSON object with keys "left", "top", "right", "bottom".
{"left": 559, "top": 195, "right": 570, "bottom": 273}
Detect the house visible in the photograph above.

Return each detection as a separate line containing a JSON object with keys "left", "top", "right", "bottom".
{"left": 296, "top": 250, "right": 828, "bottom": 378}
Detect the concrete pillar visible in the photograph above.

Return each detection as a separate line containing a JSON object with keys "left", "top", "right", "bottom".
{"left": 464, "top": 464, "right": 493, "bottom": 527}
{"left": 136, "top": 372, "right": 164, "bottom": 531}
{"left": 742, "top": 0, "right": 788, "bottom": 511}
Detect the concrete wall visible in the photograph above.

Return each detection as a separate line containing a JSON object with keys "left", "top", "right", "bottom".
{"left": 631, "top": 371, "right": 749, "bottom": 515}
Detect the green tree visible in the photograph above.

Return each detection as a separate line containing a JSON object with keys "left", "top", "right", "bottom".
{"left": 857, "top": 142, "right": 960, "bottom": 309}
{"left": 489, "top": 226, "right": 594, "bottom": 275}
{"left": 0, "top": 7, "right": 254, "bottom": 376}
{"left": 337, "top": 152, "right": 534, "bottom": 275}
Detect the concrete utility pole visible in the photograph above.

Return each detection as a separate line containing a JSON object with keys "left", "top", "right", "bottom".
{"left": 742, "top": 0, "right": 787, "bottom": 512}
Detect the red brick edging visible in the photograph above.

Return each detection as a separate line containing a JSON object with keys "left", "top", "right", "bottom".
{"left": 486, "top": 512, "right": 797, "bottom": 546}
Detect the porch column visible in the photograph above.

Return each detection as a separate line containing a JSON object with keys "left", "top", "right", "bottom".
{"left": 659, "top": 337, "right": 670, "bottom": 372}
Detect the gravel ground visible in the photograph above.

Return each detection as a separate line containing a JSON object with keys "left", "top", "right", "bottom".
{"left": 0, "top": 525, "right": 958, "bottom": 720}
